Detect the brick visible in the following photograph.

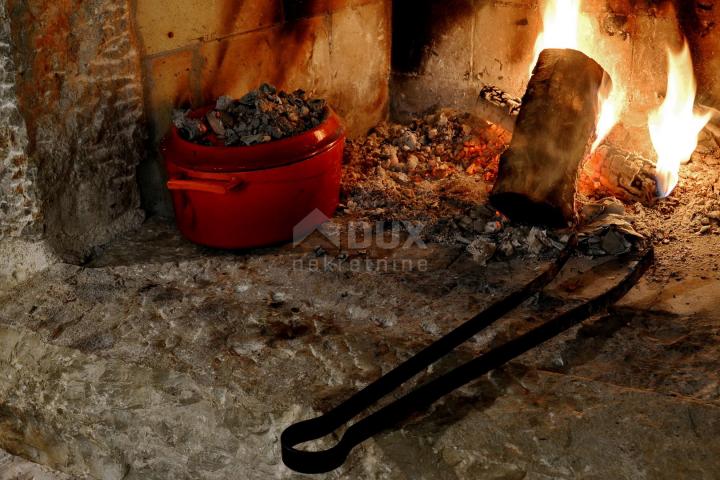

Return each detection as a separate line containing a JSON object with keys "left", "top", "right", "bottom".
{"left": 629, "top": 12, "right": 683, "bottom": 113}
{"left": 144, "top": 48, "right": 196, "bottom": 143}
{"left": 283, "top": 0, "right": 380, "bottom": 21}
{"left": 135, "top": 0, "right": 283, "bottom": 56}
{"left": 196, "top": 16, "right": 332, "bottom": 106}
{"left": 420, "top": 0, "right": 474, "bottom": 79}
{"left": 329, "top": 2, "right": 391, "bottom": 136}
{"left": 473, "top": 1, "right": 541, "bottom": 98}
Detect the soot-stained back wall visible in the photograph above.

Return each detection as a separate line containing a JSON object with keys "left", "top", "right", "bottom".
{"left": 390, "top": 0, "right": 720, "bottom": 132}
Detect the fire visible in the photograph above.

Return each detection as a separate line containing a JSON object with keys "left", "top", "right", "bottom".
{"left": 592, "top": 78, "right": 624, "bottom": 153}
{"left": 531, "top": 0, "right": 624, "bottom": 152}
{"left": 648, "top": 41, "right": 712, "bottom": 198}
{"left": 530, "top": 0, "right": 581, "bottom": 73}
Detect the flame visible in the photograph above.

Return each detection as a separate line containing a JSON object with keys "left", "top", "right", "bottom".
{"left": 649, "top": 41, "right": 712, "bottom": 198}
{"left": 530, "top": 0, "right": 582, "bottom": 73}
{"left": 592, "top": 77, "right": 617, "bottom": 152}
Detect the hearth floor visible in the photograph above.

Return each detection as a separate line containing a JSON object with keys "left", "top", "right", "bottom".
{"left": 0, "top": 217, "right": 719, "bottom": 479}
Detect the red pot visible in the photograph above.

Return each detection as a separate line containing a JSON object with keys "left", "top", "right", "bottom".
{"left": 161, "top": 108, "right": 344, "bottom": 249}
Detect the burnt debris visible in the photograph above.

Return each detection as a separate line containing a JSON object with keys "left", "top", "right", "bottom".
{"left": 173, "top": 84, "right": 327, "bottom": 146}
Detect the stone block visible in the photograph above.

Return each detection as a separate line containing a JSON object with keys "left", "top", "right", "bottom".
{"left": 473, "top": 1, "right": 541, "bottom": 98}
{"left": 419, "top": 0, "right": 474, "bottom": 80}
{"left": 135, "top": 0, "right": 283, "bottom": 55}
{"left": 197, "top": 16, "right": 332, "bottom": 107}
{"left": 284, "top": 0, "right": 379, "bottom": 20}
{"left": 629, "top": 12, "right": 683, "bottom": 114}
{"left": 329, "top": 2, "right": 391, "bottom": 137}
{"left": 4, "top": 0, "right": 145, "bottom": 260}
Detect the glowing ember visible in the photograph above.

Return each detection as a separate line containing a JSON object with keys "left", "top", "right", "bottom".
{"left": 648, "top": 41, "right": 712, "bottom": 198}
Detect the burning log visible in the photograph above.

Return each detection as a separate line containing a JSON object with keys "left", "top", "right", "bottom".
{"left": 491, "top": 49, "right": 610, "bottom": 227}
{"left": 579, "top": 144, "right": 658, "bottom": 206}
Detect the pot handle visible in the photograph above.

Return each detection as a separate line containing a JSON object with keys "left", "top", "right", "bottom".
{"left": 167, "top": 176, "right": 244, "bottom": 195}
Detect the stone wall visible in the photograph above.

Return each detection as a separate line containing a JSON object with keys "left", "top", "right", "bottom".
{"left": 0, "top": 3, "right": 53, "bottom": 287}
{"left": 0, "top": 3, "right": 37, "bottom": 242}
{"left": 0, "top": 0, "right": 146, "bottom": 282}
{"left": 391, "top": 0, "right": 720, "bottom": 130}
{"left": 135, "top": 0, "right": 392, "bottom": 216}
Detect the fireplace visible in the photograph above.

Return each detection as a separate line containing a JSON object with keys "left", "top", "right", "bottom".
{"left": 0, "top": 1, "right": 719, "bottom": 478}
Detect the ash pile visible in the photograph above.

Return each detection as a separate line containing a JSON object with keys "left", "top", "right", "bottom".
{"left": 340, "top": 110, "right": 579, "bottom": 262}
{"left": 173, "top": 83, "right": 327, "bottom": 146}
{"left": 339, "top": 107, "right": 713, "bottom": 262}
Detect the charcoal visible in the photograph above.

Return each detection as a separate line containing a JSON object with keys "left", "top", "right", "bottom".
{"left": 172, "top": 109, "right": 207, "bottom": 141}
{"left": 309, "top": 98, "right": 326, "bottom": 111}
{"left": 239, "top": 91, "right": 259, "bottom": 107}
{"left": 259, "top": 83, "right": 277, "bottom": 95}
{"left": 205, "top": 111, "right": 226, "bottom": 136}
{"left": 240, "top": 134, "right": 271, "bottom": 145}
{"left": 271, "top": 127, "right": 284, "bottom": 140}
{"left": 467, "top": 237, "right": 497, "bottom": 265}
{"left": 478, "top": 84, "right": 522, "bottom": 117}
{"left": 224, "top": 129, "right": 240, "bottom": 146}
{"left": 215, "top": 96, "right": 233, "bottom": 111}
{"left": 170, "top": 84, "right": 331, "bottom": 146}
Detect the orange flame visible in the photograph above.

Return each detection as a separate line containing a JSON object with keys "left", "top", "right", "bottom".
{"left": 649, "top": 41, "right": 711, "bottom": 198}
{"left": 592, "top": 77, "right": 623, "bottom": 153}
{"left": 530, "top": 0, "right": 581, "bottom": 73}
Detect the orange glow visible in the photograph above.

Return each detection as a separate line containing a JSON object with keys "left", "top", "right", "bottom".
{"left": 649, "top": 41, "right": 711, "bottom": 198}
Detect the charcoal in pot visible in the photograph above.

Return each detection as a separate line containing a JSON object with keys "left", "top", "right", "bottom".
{"left": 309, "top": 99, "right": 326, "bottom": 111}
{"left": 219, "top": 111, "right": 235, "bottom": 129}
{"left": 241, "top": 134, "right": 265, "bottom": 145}
{"left": 260, "top": 83, "right": 277, "bottom": 95}
{"left": 172, "top": 109, "right": 207, "bottom": 140}
{"left": 224, "top": 129, "right": 240, "bottom": 146}
{"left": 240, "top": 90, "right": 259, "bottom": 106}
{"left": 271, "top": 127, "right": 285, "bottom": 139}
{"left": 215, "top": 96, "right": 233, "bottom": 111}
{"left": 206, "top": 111, "right": 226, "bottom": 136}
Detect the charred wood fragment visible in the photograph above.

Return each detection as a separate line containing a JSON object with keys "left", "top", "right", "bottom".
{"left": 490, "top": 49, "right": 610, "bottom": 227}
{"left": 579, "top": 144, "right": 658, "bottom": 206}
{"left": 478, "top": 85, "right": 522, "bottom": 117}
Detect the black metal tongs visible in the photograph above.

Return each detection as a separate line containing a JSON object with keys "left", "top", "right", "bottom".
{"left": 281, "top": 237, "right": 654, "bottom": 474}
